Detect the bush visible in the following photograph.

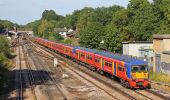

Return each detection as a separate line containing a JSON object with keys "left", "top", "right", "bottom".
{"left": 0, "top": 53, "right": 9, "bottom": 88}
{"left": 149, "top": 71, "right": 170, "bottom": 84}
{"left": 0, "top": 36, "right": 10, "bottom": 57}
{"left": 62, "top": 38, "right": 79, "bottom": 46}
{"left": 0, "top": 36, "right": 10, "bottom": 88}
{"left": 63, "top": 38, "right": 72, "bottom": 44}
{"left": 48, "top": 32, "right": 64, "bottom": 41}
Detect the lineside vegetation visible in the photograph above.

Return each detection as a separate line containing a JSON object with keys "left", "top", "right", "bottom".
{"left": 0, "top": 36, "right": 11, "bottom": 89}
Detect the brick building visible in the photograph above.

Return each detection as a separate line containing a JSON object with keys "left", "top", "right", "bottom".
{"left": 153, "top": 34, "right": 170, "bottom": 74}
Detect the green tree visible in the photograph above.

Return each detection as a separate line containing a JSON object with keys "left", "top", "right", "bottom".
{"left": 0, "top": 20, "right": 17, "bottom": 30}
{"left": 48, "top": 32, "right": 63, "bottom": 41}
{"left": 37, "top": 20, "right": 55, "bottom": 38}
{"left": 0, "top": 36, "right": 10, "bottom": 89}
{"left": 69, "top": 10, "right": 81, "bottom": 28}
{"left": 103, "top": 24, "right": 121, "bottom": 52}
{"left": 76, "top": 7, "right": 94, "bottom": 31}
{"left": 79, "top": 22, "right": 104, "bottom": 49}
{"left": 0, "top": 23, "right": 4, "bottom": 32}
{"left": 111, "top": 9, "right": 135, "bottom": 41}
{"left": 91, "top": 6, "right": 122, "bottom": 26}
{"left": 0, "top": 36, "right": 10, "bottom": 57}
{"left": 26, "top": 20, "right": 40, "bottom": 36}
{"left": 127, "top": 0, "right": 157, "bottom": 41}
{"left": 153, "top": 0, "right": 170, "bottom": 34}
{"left": 42, "top": 10, "right": 64, "bottom": 21}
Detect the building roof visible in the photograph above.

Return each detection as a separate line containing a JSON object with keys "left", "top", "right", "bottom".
{"left": 67, "top": 30, "right": 79, "bottom": 38}
{"left": 153, "top": 34, "right": 170, "bottom": 39}
{"left": 122, "top": 41, "right": 152, "bottom": 44}
{"left": 163, "top": 51, "right": 170, "bottom": 55}
{"left": 54, "top": 28, "right": 68, "bottom": 32}
{"left": 17, "top": 28, "right": 32, "bottom": 31}
{"left": 0, "top": 29, "right": 8, "bottom": 35}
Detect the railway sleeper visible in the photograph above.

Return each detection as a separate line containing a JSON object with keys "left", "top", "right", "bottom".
{"left": 121, "top": 79, "right": 130, "bottom": 88}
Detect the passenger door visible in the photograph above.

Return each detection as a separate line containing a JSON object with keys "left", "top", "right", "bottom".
{"left": 116, "top": 62, "right": 126, "bottom": 79}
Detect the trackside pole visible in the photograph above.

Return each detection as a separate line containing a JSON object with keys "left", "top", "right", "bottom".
{"left": 54, "top": 58, "right": 58, "bottom": 67}
{"left": 54, "top": 58, "right": 69, "bottom": 79}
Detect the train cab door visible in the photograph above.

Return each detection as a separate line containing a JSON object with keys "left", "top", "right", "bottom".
{"left": 101, "top": 58, "right": 104, "bottom": 70}
{"left": 116, "top": 62, "right": 126, "bottom": 79}
{"left": 78, "top": 51, "right": 80, "bottom": 60}
{"left": 85, "top": 53, "right": 87, "bottom": 63}
{"left": 64, "top": 47, "right": 66, "bottom": 54}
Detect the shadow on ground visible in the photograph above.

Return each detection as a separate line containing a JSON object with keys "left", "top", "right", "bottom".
{"left": 0, "top": 69, "right": 54, "bottom": 100}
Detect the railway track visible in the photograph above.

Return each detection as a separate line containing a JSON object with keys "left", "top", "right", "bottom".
{"left": 28, "top": 38, "right": 151, "bottom": 99}
{"left": 26, "top": 36, "right": 170, "bottom": 100}
{"left": 28, "top": 39, "right": 130, "bottom": 100}
{"left": 16, "top": 37, "right": 39, "bottom": 100}
{"left": 58, "top": 59, "right": 164, "bottom": 100}
{"left": 16, "top": 37, "right": 23, "bottom": 100}
{"left": 40, "top": 50, "right": 123, "bottom": 99}
{"left": 35, "top": 38, "right": 170, "bottom": 99}
{"left": 25, "top": 40, "right": 67, "bottom": 100}
{"left": 22, "top": 40, "right": 37, "bottom": 100}
{"left": 25, "top": 42, "right": 54, "bottom": 100}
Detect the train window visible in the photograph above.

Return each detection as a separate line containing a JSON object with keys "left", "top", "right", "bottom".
{"left": 87, "top": 54, "right": 92, "bottom": 60}
{"left": 131, "top": 65, "right": 147, "bottom": 72}
{"left": 76, "top": 52, "right": 78, "bottom": 56}
{"left": 108, "top": 62, "right": 112, "bottom": 67}
{"left": 95, "top": 58, "right": 100, "bottom": 63}
{"left": 140, "top": 65, "right": 147, "bottom": 71}
{"left": 118, "top": 64, "right": 124, "bottom": 71}
{"left": 105, "top": 61, "right": 112, "bottom": 67}
{"left": 81, "top": 53, "right": 85, "bottom": 58}
{"left": 131, "top": 66, "right": 139, "bottom": 72}
{"left": 105, "top": 61, "right": 108, "bottom": 66}
{"left": 95, "top": 58, "right": 97, "bottom": 62}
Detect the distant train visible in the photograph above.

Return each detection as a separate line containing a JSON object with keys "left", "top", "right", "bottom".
{"left": 34, "top": 37, "right": 150, "bottom": 89}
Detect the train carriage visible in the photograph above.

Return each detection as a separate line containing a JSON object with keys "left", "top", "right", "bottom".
{"left": 74, "top": 47, "right": 96, "bottom": 67}
{"left": 73, "top": 47, "right": 149, "bottom": 88}
{"left": 63, "top": 45, "right": 73, "bottom": 57}
{"left": 94, "top": 51, "right": 149, "bottom": 88}
{"left": 34, "top": 37, "right": 150, "bottom": 89}
{"left": 57, "top": 44, "right": 64, "bottom": 53}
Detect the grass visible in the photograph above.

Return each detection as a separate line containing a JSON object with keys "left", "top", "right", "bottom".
{"left": 149, "top": 71, "right": 170, "bottom": 85}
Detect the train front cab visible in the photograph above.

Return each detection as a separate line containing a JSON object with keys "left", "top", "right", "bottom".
{"left": 128, "top": 64, "right": 150, "bottom": 88}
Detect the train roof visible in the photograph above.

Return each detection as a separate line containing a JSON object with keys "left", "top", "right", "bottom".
{"left": 35, "top": 37, "right": 146, "bottom": 64}
{"left": 75, "top": 46, "right": 146, "bottom": 64}
{"left": 39, "top": 37, "right": 74, "bottom": 47}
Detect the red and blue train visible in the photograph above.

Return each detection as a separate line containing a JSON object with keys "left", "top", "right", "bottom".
{"left": 34, "top": 37, "right": 150, "bottom": 89}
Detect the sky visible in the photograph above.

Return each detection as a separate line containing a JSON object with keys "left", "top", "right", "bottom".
{"left": 0, "top": 0, "right": 129, "bottom": 25}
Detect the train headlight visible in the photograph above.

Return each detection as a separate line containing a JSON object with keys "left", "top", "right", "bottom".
{"left": 131, "top": 73, "right": 136, "bottom": 80}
